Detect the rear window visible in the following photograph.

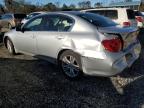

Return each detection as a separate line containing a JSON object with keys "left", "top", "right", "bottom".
{"left": 87, "top": 10, "right": 118, "bottom": 19}
{"left": 1, "top": 14, "right": 13, "bottom": 19}
{"left": 77, "top": 13, "right": 118, "bottom": 27}
{"left": 127, "top": 9, "right": 135, "bottom": 19}
{"left": 14, "top": 14, "right": 26, "bottom": 19}
{"left": 88, "top": 10, "right": 105, "bottom": 16}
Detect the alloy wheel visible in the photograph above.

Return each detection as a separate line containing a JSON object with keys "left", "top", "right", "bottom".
{"left": 62, "top": 55, "right": 80, "bottom": 78}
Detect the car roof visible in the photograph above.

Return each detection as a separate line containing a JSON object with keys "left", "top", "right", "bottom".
{"left": 29, "top": 11, "right": 46, "bottom": 14}
{"left": 42, "top": 11, "right": 85, "bottom": 16}
{"left": 81, "top": 7, "right": 130, "bottom": 11}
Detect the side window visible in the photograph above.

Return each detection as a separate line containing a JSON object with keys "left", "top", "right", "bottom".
{"left": 127, "top": 9, "right": 135, "bottom": 19}
{"left": 23, "top": 15, "right": 74, "bottom": 32}
{"left": 23, "top": 17, "right": 43, "bottom": 31}
{"left": 55, "top": 16, "right": 74, "bottom": 32}
{"left": 2, "top": 15, "right": 13, "bottom": 19}
{"left": 34, "top": 15, "right": 74, "bottom": 32}
{"left": 105, "top": 10, "right": 118, "bottom": 19}
{"left": 88, "top": 10, "right": 105, "bottom": 16}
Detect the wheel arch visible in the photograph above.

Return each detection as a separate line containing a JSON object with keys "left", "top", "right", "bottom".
{"left": 3, "top": 36, "right": 14, "bottom": 48}
{"left": 3, "top": 36, "right": 9, "bottom": 48}
{"left": 57, "top": 48, "right": 81, "bottom": 62}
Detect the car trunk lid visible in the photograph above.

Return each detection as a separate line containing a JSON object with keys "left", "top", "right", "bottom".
{"left": 98, "top": 26, "right": 139, "bottom": 51}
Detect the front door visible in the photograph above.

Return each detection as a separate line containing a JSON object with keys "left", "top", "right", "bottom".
{"left": 14, "top": 16, "right": 43, "bottom": 55}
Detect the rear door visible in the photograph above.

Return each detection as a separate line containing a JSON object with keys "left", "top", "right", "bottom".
{"left": 127, "top": 9, "right": 137, "bottom": 27}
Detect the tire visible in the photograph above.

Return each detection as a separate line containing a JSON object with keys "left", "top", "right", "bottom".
{"left": 59, "top": 50, "right": 83, "bottom": 79}
{"left": 6, "top": 38, "right": 15, "bottom": 55}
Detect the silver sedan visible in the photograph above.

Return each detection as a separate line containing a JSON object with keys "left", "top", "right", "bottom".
{"left": 3, "top": 11, "right": 141, "bottom": 79}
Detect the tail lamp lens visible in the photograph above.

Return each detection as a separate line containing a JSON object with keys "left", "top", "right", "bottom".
{"left": 136, "top": 16, "right": 143, "bottom": 22}
{"left": 123, "top": 22, "right": 131, "bottom": 27}
{"left": 102, "top": 38, "right": 122, "bottom": 52}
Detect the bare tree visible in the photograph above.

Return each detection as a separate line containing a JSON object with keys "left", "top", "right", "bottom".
{"left": 94, "top": 2, "right": 103, "bottom": 8}
{"left": 69, "top": 4, "right": 76, "bottom": 9}
{"left": 4, "top": 0, "right": 13, "bottom": 12}
{"left": 78, "top": 1, "right": 91, "bottom": 9}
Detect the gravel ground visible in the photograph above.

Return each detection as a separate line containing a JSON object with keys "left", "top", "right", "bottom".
{"left": 0, "top": 31, "right": 144, "bottom": 108}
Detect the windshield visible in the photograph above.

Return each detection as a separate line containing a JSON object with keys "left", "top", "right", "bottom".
{"left": 77, "top": 13, "right": 118, "bottom": 27}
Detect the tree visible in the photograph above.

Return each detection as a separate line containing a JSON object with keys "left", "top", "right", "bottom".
{"left": 44, "top": 2, "right": 57, "bottom": 11}
{"left": 4, "top": 0, "right": 13, "bottom": 12}
{"left": 78, "top": 1, "right": 91, "bottom": 9}
{"left": 55, "top": 2, "right": 60, "bottom": 8}
{"left": 94, "top": 2, "right": 103, "bottom": 8}
{"left": 62, "top": 3, "right": 68, "bottom": 10}
{"left": 16, "top": 0, "right": 25, "bottom": 4}
{"left": 69, "top": 4, "right": 76, "bottom": 9}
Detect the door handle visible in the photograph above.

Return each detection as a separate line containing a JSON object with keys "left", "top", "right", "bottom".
{"left": 30, "top": 35, "right": 35, "bottom": 38}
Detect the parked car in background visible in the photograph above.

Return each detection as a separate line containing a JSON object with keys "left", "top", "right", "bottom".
{"left": 0, "top": 15, "right": 10, "bottom": 34}
{"left": 0, "top": 13, "right": 26, "bottom": 29}
{"left": 134, "top": 10, "right": 144, "bottom": 28}
{"left": 82, "top": 8, "right": 137, "bottom": 28}
{"left": 4, "top": 11, "right": 141, "bottom": 79}
{"left": 21, "top": 12, "right": 45, "bottom": 24}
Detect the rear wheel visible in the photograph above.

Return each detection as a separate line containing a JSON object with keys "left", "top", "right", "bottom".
{"left": 59, "top": 50, "right": 83, "bottom": 79}
{"left": 6, "top": 38, "right": 15, "bottom": 55}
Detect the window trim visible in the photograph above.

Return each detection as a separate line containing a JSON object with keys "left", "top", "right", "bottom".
{"left": 22, "top": 14, "right": 75, "bottom": 32}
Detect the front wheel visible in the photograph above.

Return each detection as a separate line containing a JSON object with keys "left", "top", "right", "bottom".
{"left": 6, "top": 39, "right": 15, "bottom": 55}
{"left": 59, "top": 50, "right": 83, "bottom": 79}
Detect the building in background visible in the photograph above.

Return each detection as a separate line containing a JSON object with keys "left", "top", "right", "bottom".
{"left": 109, "top": 1, "right": 141, "bottom": 10}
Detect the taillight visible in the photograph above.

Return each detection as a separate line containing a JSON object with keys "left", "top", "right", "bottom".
{"left": 102, "top": 38, "right": 122, "bottom": 52}
{"left": 136, "top": 16, "right": 143, "bottom": 22}
{"left": 123, "top": 22, "right": 131, "bottom": 27}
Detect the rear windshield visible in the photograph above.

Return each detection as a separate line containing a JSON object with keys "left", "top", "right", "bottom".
{"left": 14, "top": 14, "right": 26, "bottom": 19}
{"left": 127, "top": 9, "right": 135, "bottom": 19}
{"left": 87, "top": 10, "right": 118, "bottom": 19}
{"left": 77, "top": 13, "right": 118, "bottom": 27}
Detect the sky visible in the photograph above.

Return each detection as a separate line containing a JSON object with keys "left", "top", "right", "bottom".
{"left": 24, "top": 0, "right": 117, "bottom": 6}
{"left": 25, "top": 0, "right": 140, "bottom": 6}
{"left": 0, "top": 0, "right": 141, "bottom": 7}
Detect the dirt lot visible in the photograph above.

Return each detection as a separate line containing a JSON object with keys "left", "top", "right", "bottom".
{"left": 0, "top": 32, "right": 144, "bottom": 108}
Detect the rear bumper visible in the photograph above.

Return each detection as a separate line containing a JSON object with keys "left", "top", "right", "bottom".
{"left": 81, "top": 40, "right": 141, "bottom": 77}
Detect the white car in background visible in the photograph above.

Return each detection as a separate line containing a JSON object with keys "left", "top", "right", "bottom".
{"left": 21, "top": 12, "right": 45, "bottom": 24}
{"left": 82, "top": 8, "right": 137, "bottom": 28}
